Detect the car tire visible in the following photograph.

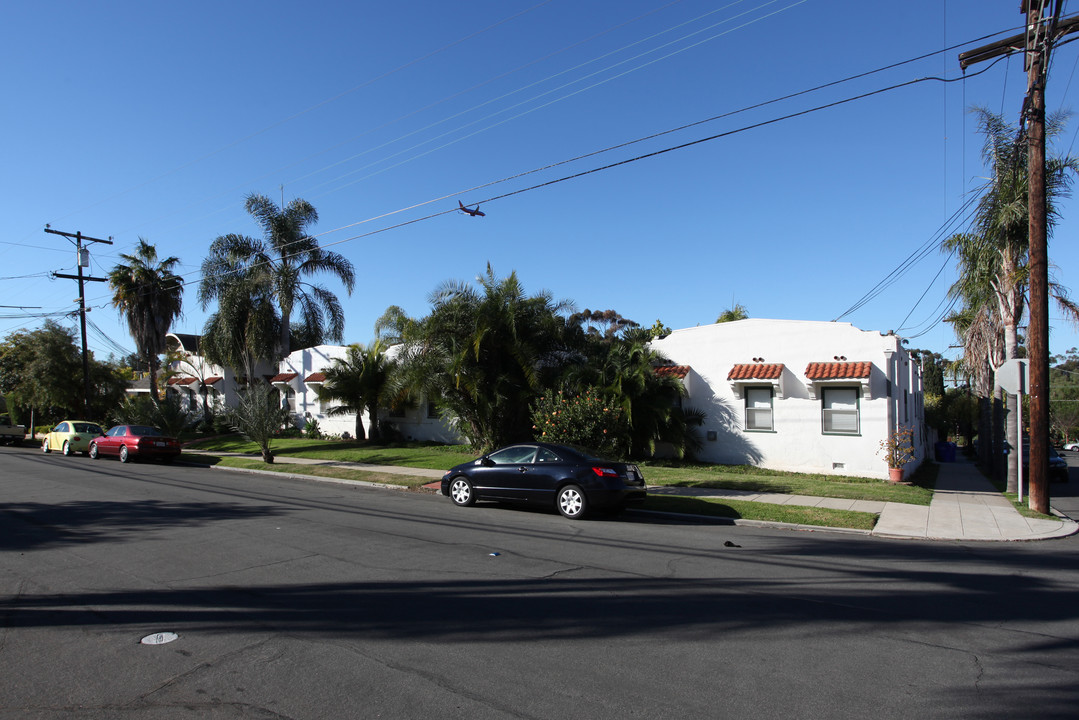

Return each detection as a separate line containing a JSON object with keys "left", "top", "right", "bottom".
{"left": 42, "top": 437, "right": 50, "bottom": 453}
{"left": 119, "top": 445, "right": 130, "bottom": 463}
{"left": 557, "top": 484, "right": 588, "bottom": 519}
{"left": 89, "top": 443, "right": 99, "bottom": 460}
{"left": 62, "top": 440, "right": 72, "bottom": 456}
{"left": 449, "top": 476, "right": 476, "bottom": 507}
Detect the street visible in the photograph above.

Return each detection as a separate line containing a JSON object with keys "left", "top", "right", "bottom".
{"left": 2, "top": 444, "right": 1078, "bottom": 719}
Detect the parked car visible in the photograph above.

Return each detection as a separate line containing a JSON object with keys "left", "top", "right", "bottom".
{"left": 440, "top": 442, "right": 647, "bottom": 519}
{"left": 89, "top": 425, "right": 182, "bottom": 463}
{"left": 0, "top": 414, "right": 26, "bottom": 446}
{"left": 41, "top": 420, "right": 105, "bottom": 456}
{"left": 1021, "top": 443, "right": 1069, "bottom": 483}
{"left": 1062, "top": 441, "right": 1079, "bottom": 452}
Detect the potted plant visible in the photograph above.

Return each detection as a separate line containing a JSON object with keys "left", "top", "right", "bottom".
{"left": 879, "top": 426, "right": 915, "bottom": 483}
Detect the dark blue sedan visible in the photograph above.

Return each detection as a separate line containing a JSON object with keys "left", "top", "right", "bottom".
{"left": 441, "top": 442, "right": 647, "bottom": 519}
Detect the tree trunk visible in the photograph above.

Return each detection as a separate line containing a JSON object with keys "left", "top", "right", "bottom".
{"left": 1003, "top": 321, "right": 1021, "bottom": 494}
{"left": 993, "top": 387, "right": 1005, "bottom": 488}
{"left": 354, "top": 412, "right": 366, "bottom": 442}
{"left": 367, "top": 401, "right": 380, "bottom": 442}
{"left": 149, "top": 354, "right": 161, "bottom": 403}
{"left": 261, "top": 445, "right": 274, "bottom": 463}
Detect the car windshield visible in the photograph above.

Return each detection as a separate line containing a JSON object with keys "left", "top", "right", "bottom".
{"left": 129, "top": 426, "right": 161, "bottom": 436}
{"left": 73, "top": 423, "right": 103, "bottom": 434}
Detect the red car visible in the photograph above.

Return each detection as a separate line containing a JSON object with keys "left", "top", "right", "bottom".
{"left": 89, "top": 425, "right": 182, "bottom": 464}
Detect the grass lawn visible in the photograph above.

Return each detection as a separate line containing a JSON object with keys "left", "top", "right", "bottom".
{"left": 640, "top": 460, "right": 937, "bottom": 506}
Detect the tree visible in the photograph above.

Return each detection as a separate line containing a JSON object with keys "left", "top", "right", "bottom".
{"left": 0, "top": 321, "right": 125, "bottom": 425}
{"left": 377, "top": 265, "right": 572, "bottom": 452}
{"left": 318, "top": 341, "right": 397, "bottom": 442}
{"left": 107, "top": 238, "right": 184, "bottom": 402}
{"left": 199, "top": 256, "right": 281, "bottom": 381}
{"left": 943, "top": 108, "right": 1079, "bottom": 491}
{"left": 567, "top": 309, "right": 639, "bottom": 340}
{"left": 200, "top": 194, "right": 355, "bottom": 360}
{"left": 226, "top": 381, "right": 291, "bottom": 462}
{"left": 716, "top": 304, "right": 748, "bottom": 323}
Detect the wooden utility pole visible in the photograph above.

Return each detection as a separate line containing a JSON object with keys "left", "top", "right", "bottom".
{"left": 45, "top": 227, "right": 113, "bottom": 417}
{"left": 1025, "top": 1, "right": 1051, "bottom": 515}
{"left": 958, "top": 3, "right": 1079, "bottom": 514}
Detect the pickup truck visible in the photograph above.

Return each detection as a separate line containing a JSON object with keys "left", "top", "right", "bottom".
{"left": 0, "top": 414, "right": 27, "bottom": 445}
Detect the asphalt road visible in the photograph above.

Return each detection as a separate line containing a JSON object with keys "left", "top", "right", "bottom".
{"left": 2, "top": 444, "right": 1078, "bottom": 720}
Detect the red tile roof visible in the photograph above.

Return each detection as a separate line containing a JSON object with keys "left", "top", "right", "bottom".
{"left": 654, "top": 365, "right": 690, "bottom": 379}
{"left": 727, "top": 363, "right": 784, "bottom": 380}
{"left": 305, "top": 372, "right": 326, "bottom": 383}
{"left": 167, "top": 376, "right": 198, "bottom": 386}
{"left": 203, "top": 376, "right": 222, "bottom": 385}
{"left": 804, "top": 361, "right": 872, "bottom": 380}
{"left": 270, "top": 372, "right": 298, "bottom": 383}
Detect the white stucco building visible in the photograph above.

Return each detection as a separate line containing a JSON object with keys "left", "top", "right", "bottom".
{"left": 649, "top": 319, "right": 926, "bottom": 480}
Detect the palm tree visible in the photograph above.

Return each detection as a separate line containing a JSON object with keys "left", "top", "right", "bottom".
{"left": 107, "top": 238, "right": 184, "bottom": 402}
{"left": 378, "top": 265, "right": 572, "bottom": 451}
{"left": 199, "top": 249, "right": 280, "bottom": 381}
{"left": 716, "top": 304, "right": 749, "bottom": 323}
{"left": 200, "top": 194, "right": 356, "bottom": 359}
{"left": 944, "top": 108, "right": 1079, "bottom": 490}
{"left": 318, "top": 341, "right": 396, "bottom": 442}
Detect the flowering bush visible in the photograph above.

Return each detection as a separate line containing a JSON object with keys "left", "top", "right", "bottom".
{"left": 879, "top": 426, "right": 916, "bottom": 468}
{"left": 531, "top": 388, "right": 629, "bottom": 458}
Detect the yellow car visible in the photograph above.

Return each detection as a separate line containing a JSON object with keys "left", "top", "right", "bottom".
{"left": 41, "top": 420, "right": 106, "bottom": 456}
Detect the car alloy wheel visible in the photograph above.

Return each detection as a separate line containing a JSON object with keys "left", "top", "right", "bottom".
{"left": 557, "top": 484, "right": 588, "bottom": 519}
{"left": 119, "top": 446, "right": 130, "bottom": 463}
{"left": 42, "top": 438, "right": 50, "bottom": 453}
{"left": 449, "top": 477, "right": 476, "bottom": 506}
{"left": 89, "top": 443, "right": 99, "bottom": 460}
{"left": 63, "top": 440, "right": 72, "bottom": 456}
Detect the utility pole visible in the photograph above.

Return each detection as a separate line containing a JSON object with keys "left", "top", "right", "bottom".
{"left": 45, "top": 227, "right": 113, "bottom": 417}
{"left": 1025, "top": 1, "right": 1052, "bottom": 515}
{"left": 958, "top": 3, "right": 1078, "bottom": 515}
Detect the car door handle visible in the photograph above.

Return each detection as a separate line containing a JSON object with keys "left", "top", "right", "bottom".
{"left": 518, "top": 466, "right": 528, "bottom": 473}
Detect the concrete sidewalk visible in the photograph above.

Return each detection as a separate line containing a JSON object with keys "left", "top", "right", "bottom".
{"left": 186, "top": 450, "right": 1076, "bottom": 541}
{"left": 871, "top": 458, "right": 1076, "bottom": 541}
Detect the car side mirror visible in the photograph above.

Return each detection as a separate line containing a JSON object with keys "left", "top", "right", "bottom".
{"left": 479, "top": 456, "right": 494, "bottom": 467}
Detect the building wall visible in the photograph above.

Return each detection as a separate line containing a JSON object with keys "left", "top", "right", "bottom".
{"left": 649, "top": 319, "right": 926, "bottom": 480}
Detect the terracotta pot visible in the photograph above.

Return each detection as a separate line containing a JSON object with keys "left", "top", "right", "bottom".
{"left": 888, "top": 467, "right": 904, "bottom": 483}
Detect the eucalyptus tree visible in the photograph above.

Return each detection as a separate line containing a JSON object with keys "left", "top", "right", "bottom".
{"left": 107, "top": 238, "right": 184, "bottom": 402}
{"left": 318, "top": 340, "right": 397, "bottom": 442}
{"left": 200, "top": 194, "right": 355, "bottom": 360}
{"left": 944, "top": 108, "right": 1079, "bottom": 490}
{"left": 377, "top": 265, "right": 573, "bottom": 452}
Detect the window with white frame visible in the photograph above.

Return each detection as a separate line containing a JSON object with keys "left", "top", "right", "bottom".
{"left": 822, "top": 387, "right": 859, "bottom": 434}
{"left": 744, "top": 386, "right": 774, "bottom": 431}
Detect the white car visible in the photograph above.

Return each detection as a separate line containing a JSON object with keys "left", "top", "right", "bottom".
{"left": 1063, "top": 442, "right": 1079, "bottom": 452}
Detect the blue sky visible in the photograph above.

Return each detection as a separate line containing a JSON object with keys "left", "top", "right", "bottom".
{"left": 5, "top": 1, "right": 1079, "bottom": 368}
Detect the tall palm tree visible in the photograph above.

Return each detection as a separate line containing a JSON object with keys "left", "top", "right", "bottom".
{"left": 944, "top": 108, "right": 1079, "bottom": 490}
{"left": 318, "top": 341, "right": 396, "bottom": 442}
{"left": 199, "top": 194, "right": 356, "bottom": 359}
{"left": 108, "top": 238, "right": 184, "bottom": 402}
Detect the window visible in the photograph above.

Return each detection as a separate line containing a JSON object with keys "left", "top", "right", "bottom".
{"left": 427, "top": 401, "right": 439, "bottom": 419}
{"left": 489, "top": 446, "right": 538, "bottom": 464}
{"left": 822, "top": 387, "right": 859, "bottom": 434}
{"left": 744, "top": 387, "right": 774, "bottom": 431}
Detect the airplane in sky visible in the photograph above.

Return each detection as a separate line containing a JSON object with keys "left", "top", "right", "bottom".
{"left": 458, "top": 200, "right": 485, "bottom": 217}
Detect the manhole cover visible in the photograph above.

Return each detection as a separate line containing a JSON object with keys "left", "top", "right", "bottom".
{"left": 140, "top": 632, "right": 179, "bottom": 645}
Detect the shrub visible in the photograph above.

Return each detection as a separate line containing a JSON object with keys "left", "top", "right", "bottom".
{"left": 531, "top": 389, "right": 629, "bottom": 458}
{"left": 303, "top": 418, "right": 323, "bottom": 439}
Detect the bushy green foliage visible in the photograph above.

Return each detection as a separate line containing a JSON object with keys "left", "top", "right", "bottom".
{"left": 531, "top": 389, "right": 629, "bottom": 458}
{"left": 303, "top": 418, "right": 322, "bottom": 438}
{"left": 225, "top": 382, "right": 292, "bottom": 462}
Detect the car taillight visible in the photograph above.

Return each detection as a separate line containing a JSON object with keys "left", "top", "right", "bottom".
{"left": 72, "top": 435, "right": 81, "bottom": 442}
{"left": 591, "top": 467, "right": 619, "bottom": 477}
